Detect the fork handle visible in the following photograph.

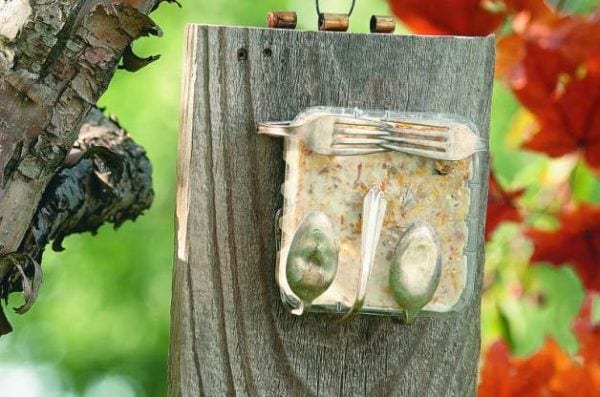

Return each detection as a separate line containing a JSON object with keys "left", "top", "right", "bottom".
{"left": 258, "top": 121, "right": 294, "bottom": 138}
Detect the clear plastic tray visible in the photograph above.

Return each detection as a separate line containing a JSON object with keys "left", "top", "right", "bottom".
{"left": 271, "top": 107, "right": 485, "bottom": 319}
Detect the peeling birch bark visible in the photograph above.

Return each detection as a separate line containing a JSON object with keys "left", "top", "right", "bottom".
{"left": 0, "top": 0, "right": 160, "bottom": 255}
{"left": 0, "top": 0, "right": 166, "bottom": 335}
{"left": 0, "top": 108, "right": 154, "bottom": 335}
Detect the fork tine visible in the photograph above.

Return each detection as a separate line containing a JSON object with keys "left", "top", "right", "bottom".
{"left": 335, "top": 124, "right": 449, "bottom": 140}
{"left": 335, "top": 116, "right": 388, "bottom": 127}
{"left": 334, "top": 127, "right": 386, "bottom": 136}
{"left": 382, "top": 127, "right": 448, "bottom": 140}
{"left": 384, "top": 119, "right": 450, "bottom": 131}
{"left": 379, "top": 143, "right": 463, "bottom": 160}
{"left": 335, "top": 126, "right": 448, "bottom": 140}
{"left": 329, "top": 147, "right": 387, "bottom": 156}
{"left": 380, "top": 136, "right": 447, "bottom": 150}
{"left": 333, "top": 137, "right": 388, "bottom": 145}
{"left": 378, "top": 144, "right": 446, "bottom": 159}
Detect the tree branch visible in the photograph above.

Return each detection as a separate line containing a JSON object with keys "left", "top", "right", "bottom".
{"left": 0, "top": 0, "right": 161, "bottom": 256}
{"left": 0, "top": 107, "right": 153, "bottom": 336}
{"left": 0, "top": 0, "right": 171, "bottom": 336}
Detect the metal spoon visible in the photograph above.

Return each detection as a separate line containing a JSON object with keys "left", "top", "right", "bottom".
{"left": 389, "top": 222, "right": 441, "bottom": 324}
{"left": 340, "top": 186, "right": 387, "bottom": 321}
{"left": 286, "top": 211, "right": 339, "bottom": 315}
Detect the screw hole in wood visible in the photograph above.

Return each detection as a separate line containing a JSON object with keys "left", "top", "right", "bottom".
{"left": 237, "top": 48, "right": 248, "bottom": 61}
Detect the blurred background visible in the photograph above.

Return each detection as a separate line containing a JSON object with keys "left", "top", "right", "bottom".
{"left": 1, "top": 0, "right": 598, "bottom": 396}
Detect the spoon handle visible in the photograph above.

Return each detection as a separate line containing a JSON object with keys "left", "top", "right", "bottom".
{"left": 341, "top": 186, "right": 387, "bottom": 320}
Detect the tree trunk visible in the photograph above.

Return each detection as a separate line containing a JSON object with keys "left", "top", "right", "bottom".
{"left": 170, "top": 24, "right": 494, "bottom": 396}
{"left": 0, "top": 0, "right": 164, "bottom": 334}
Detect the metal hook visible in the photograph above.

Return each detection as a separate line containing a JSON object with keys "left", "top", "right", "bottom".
{"left": 316, "top": 0, "right": 356, "bottom": 17}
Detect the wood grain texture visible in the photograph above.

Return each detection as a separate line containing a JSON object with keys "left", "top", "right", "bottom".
{"left": 170, "top": 24, "right": 494, "bottom": 397}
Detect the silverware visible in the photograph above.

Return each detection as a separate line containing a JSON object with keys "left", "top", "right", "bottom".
{"left": 341, "top": 186, "right": 387, "bottom": 320}
{"left": 258, "top": 116, "right": 387, "bottom": 156}
{"left": 285, "top": 211, "right": 339, "bottom": 315}
{"left": 389, "top": 222, "right": 441, "bottom": 324}
{"left": 377, "top": 120, "right": 485, "bottom": 161}
{"left": 258, "top": 109, "right": 485, "bottom": 160}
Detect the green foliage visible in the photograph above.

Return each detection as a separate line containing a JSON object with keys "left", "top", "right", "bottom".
{"left": 483, "top": 79, "right": 596, "bottom": 357}
{"left": 501, "top": 264, "right": 584, "bottom": 356}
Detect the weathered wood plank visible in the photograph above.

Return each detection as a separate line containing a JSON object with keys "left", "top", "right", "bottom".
{"left": 170, "top": 24, "right": 494, "bottom": 397}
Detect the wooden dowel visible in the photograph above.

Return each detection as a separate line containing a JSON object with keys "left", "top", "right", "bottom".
{"left": 370, "top": 15, "right": 396, "bottom": 33}
{"left": 266, "top": 11, "right": 297, "bottom": 29}
{"left": 318, "top": 13, "right": 349, "bottom": 32}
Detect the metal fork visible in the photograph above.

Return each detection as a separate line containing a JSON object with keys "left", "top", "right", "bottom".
{"left": 258, "top": 114, "right": 388, "bottom": 156}
{"left": 258, "top": 111, "right": 485, "bottom": 160}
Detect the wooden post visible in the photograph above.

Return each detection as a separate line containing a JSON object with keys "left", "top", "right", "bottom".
{"left": 170, "top": 24, "right": 494, "bottom": 396}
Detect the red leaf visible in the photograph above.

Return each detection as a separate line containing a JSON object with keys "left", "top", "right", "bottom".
{"left": 573, "top": 292, "right": 600, "bottom": 362}
{"left": 516, "top": 47, "right": 600, "bottom": 170}
{"left": 479, "top": 336, "right": 600, "bottom": 396}
{"left": 480, "top": 292, "right": 600, "bottom": 395}
{"left": 498, "top": 8, "right": 600, "bottom": 173}
{"left": 478, "top": 342, "right": 513, "bottom": 397}
{"left": 526, "top": 204, "right": 600, "bottom": 290}
{"left": 388, "top": 0, "right": 508, "bottom": 36}
{"left": 486, "top": 172, "right": 523, "bottom": 240}
{"left": 388, "top": 0, "right": 560, "bottom": 36}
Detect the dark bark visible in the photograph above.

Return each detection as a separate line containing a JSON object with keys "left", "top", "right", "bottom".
{"left": 0, "top": 0, "right": 170, "bottom": 335}
{"left": 21, "top": 107, "right": 153, "bottom": 262}
{"left": 0, "top": 108, "right": 153, "bottom": 335}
